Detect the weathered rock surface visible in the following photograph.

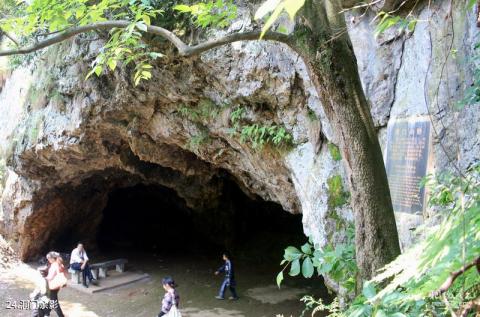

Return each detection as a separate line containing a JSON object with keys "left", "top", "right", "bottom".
{"left": 0, "top": 1, "right": 478, "bottom": 265}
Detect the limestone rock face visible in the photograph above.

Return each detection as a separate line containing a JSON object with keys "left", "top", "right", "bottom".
{"left": 0, "top": 1, "right": 478, "bottom": 265}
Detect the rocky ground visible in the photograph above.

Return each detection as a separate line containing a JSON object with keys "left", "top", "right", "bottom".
{"left": 0, "top": 235, "right": 18, "bottom": 270}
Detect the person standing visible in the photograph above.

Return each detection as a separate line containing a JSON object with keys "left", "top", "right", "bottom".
{"left": 214, "top": 252, "right": 239, "bottom": 300}
{"left": 157, "top": 277, "right": 180, "bottom": 317}
{"left": 70, "top": 242, "right": 97, "bottom": 288}
{"left": 29, "top": 266, "right": 50, "bottom": 317}
{"left": 45, "top": 252, "right": 65, "bottom": 317}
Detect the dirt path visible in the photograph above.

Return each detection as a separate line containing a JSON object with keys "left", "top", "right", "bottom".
{"left": 1, "top": 254, "right": 329, "bottom": 317}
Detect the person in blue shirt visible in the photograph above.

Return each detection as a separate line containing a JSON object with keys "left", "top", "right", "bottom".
{"left": 214, "top": 252, "right": 239, "bottom": 300}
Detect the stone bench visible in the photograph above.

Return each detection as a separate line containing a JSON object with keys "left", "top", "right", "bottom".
{"left": 90, "top": 258, "right": 128, "bottom": 279}
{"left": 68, "top": 267, "right": 82, "bottom": 284}
{"left": 68, "top": 258, "right": 127, "bottom": 284}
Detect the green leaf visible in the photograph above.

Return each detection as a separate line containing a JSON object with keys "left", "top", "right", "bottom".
{"left": 289, "top": 259, "right": 300, "bottom": 276}
{"left": 362, "top": 282, "right": 376, "bottom": 300}
{"left": 276, "top": 271, "right": 284, "bottom": 288}
{"left": 174, "top": 4, "right": 192, "bottom": 13}
{"left": 284, "top": 246, "right": 302, "bottom": 261}
{"left": 259, "top": 3, "right": 284, "bottom": 38}
{"left": 284, "top": 0, "right": 304, "bottom": 20}
{"left": 349, "top": 305, "right": 371, "bottom": 317}
{"left": 301, "top": 242, "right": 312, "bottom": 255}
{"left": 254, "top": 0, "right": 282, "bottom": 20}
{"left": 142, "top": 14, "right": 151, "bottom": 25}
{"left": 107, "top": 59, "right": 117, "bottom": 71}
{"left": 94, "top": 65, "right": 103, "bottom": 76}
{"left": 134, "top": 75, "right": 142, "bottom": 86}
{"left": 301, "top": 257, "right": 314, "bottom": 278}
{"left": 141, "top": 70, "right": 152, "bottom": 79}
{"left": 374, "top": 309, "right": 387, "bottom": 317}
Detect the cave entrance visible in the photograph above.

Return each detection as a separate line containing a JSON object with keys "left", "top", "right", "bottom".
{"left": 96, "top": 179, "right": 305, "bottom": 261}
{"left": 32, "top": 172, "right": 331, "bottom": 315}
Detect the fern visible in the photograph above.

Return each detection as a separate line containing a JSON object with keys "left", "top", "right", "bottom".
{"left": 239, "top": 123, "right": 293, "bottom": 149}
{"left": 178, "top": 99, "right": 221, "bottom": 122}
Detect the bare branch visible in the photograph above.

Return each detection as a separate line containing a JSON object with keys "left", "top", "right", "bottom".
{"left": 458, "top": 296, "right": 480, "bottom": 317}
{"left": 181, "top": 31, "right": 292, "bottom": 57}
{"left": 0, "top": 20, "right": 292, "bottom": 58}
{"left": 1, "top": 30, "right": 19, "bottom": 46}
{"left": 431, "top": 257, "right": 480, "bottom": 297}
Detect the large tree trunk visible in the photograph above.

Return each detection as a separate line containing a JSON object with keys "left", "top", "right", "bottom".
{"left": 294, "top": 0, "right": 401, "bottom": 280}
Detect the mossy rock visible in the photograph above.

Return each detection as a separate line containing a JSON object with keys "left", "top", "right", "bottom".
{"left": 327, "top": 174, "right": 349, "bottom": 209}
{"left": 328, "top": 143, "right": 342, "bottom": 161}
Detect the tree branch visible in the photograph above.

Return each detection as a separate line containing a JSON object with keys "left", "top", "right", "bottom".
{"left": 181, "top": 31, "right": 292, "bottom": 56}
{"left": 458, "top": 296, "right": 480, "bottom": 317}
{"left": 0, "top": 28, "right": 19, "bottom": 47}
{"left": 432, "top": 257, "right": 480, "bottom": 297}
{"left": 0, "top": 20, "right": 292, "bottom": 58}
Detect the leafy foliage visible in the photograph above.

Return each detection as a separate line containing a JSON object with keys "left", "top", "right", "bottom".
{"left": 372, "top": 165, "right": 480, "bottom": 300}
{"left": 343, "top": 165, "right": 480, "bottom": 317}
{"left": 239, "top": 123, "right": 293, "bottom": 149}
{"left": 0, "top": 0, "right": 237, "bottom": 84}
{"left": 174, "top": 0, "right": 236, "bottom": 28}
{"left": 254, "top": 0, "right": 305, "bottom": 38}
{"left": 228, "top": 106, "right": 293, "bottom": 150}
{"left": 229, "top": 106, "right": 246, "bottom": 128}
{"left": 374, "top": 12, "right": 417, "bottom": 37}
{"left": 278, "top": 164, "right": 480, "bottom": 317}
{"left": 178, "top": 99, "right": 221, "bottom": 122}
{"left": 300, "top": 296, "right": 345, "bottom": 317}
{"left": 0, "top": 0, "right": 165, "bottom": 84}
{"left": 187, "top": 128, "right": 210, "bottom": 151}
{"left": 277, "top": 226, "right": 357, "bottom": 294}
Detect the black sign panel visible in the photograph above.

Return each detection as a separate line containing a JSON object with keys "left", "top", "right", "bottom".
{"left": 385, "top": 118, "right": 431, "bottom": 214}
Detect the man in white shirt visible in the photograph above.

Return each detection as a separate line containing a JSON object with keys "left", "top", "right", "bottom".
{"left": 70, "top": 243, "right": 97, "bottom": 287}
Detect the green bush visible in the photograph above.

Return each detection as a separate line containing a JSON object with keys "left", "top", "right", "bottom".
{"left": 276, "top": 225, "right": 358, "bottom": 294}
{"left": 288, "top": 164, "right": 480, "bottom": 317}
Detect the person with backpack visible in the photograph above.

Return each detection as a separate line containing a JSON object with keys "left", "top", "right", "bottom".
{"left": 214, "top": 252, "right": 239, "bottom": 300}
{"left": 157, "top": 277, "right": 180, "bottom": 317}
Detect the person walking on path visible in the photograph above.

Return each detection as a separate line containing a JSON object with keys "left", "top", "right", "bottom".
{"left": 45, "top": 252, "right": 66, "bottom": 317}
{"left": 157, "top": 277, "right": 180, "bottom": 317}
{"left": 215, "top": 252, "right": 239, "bottom": 300}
